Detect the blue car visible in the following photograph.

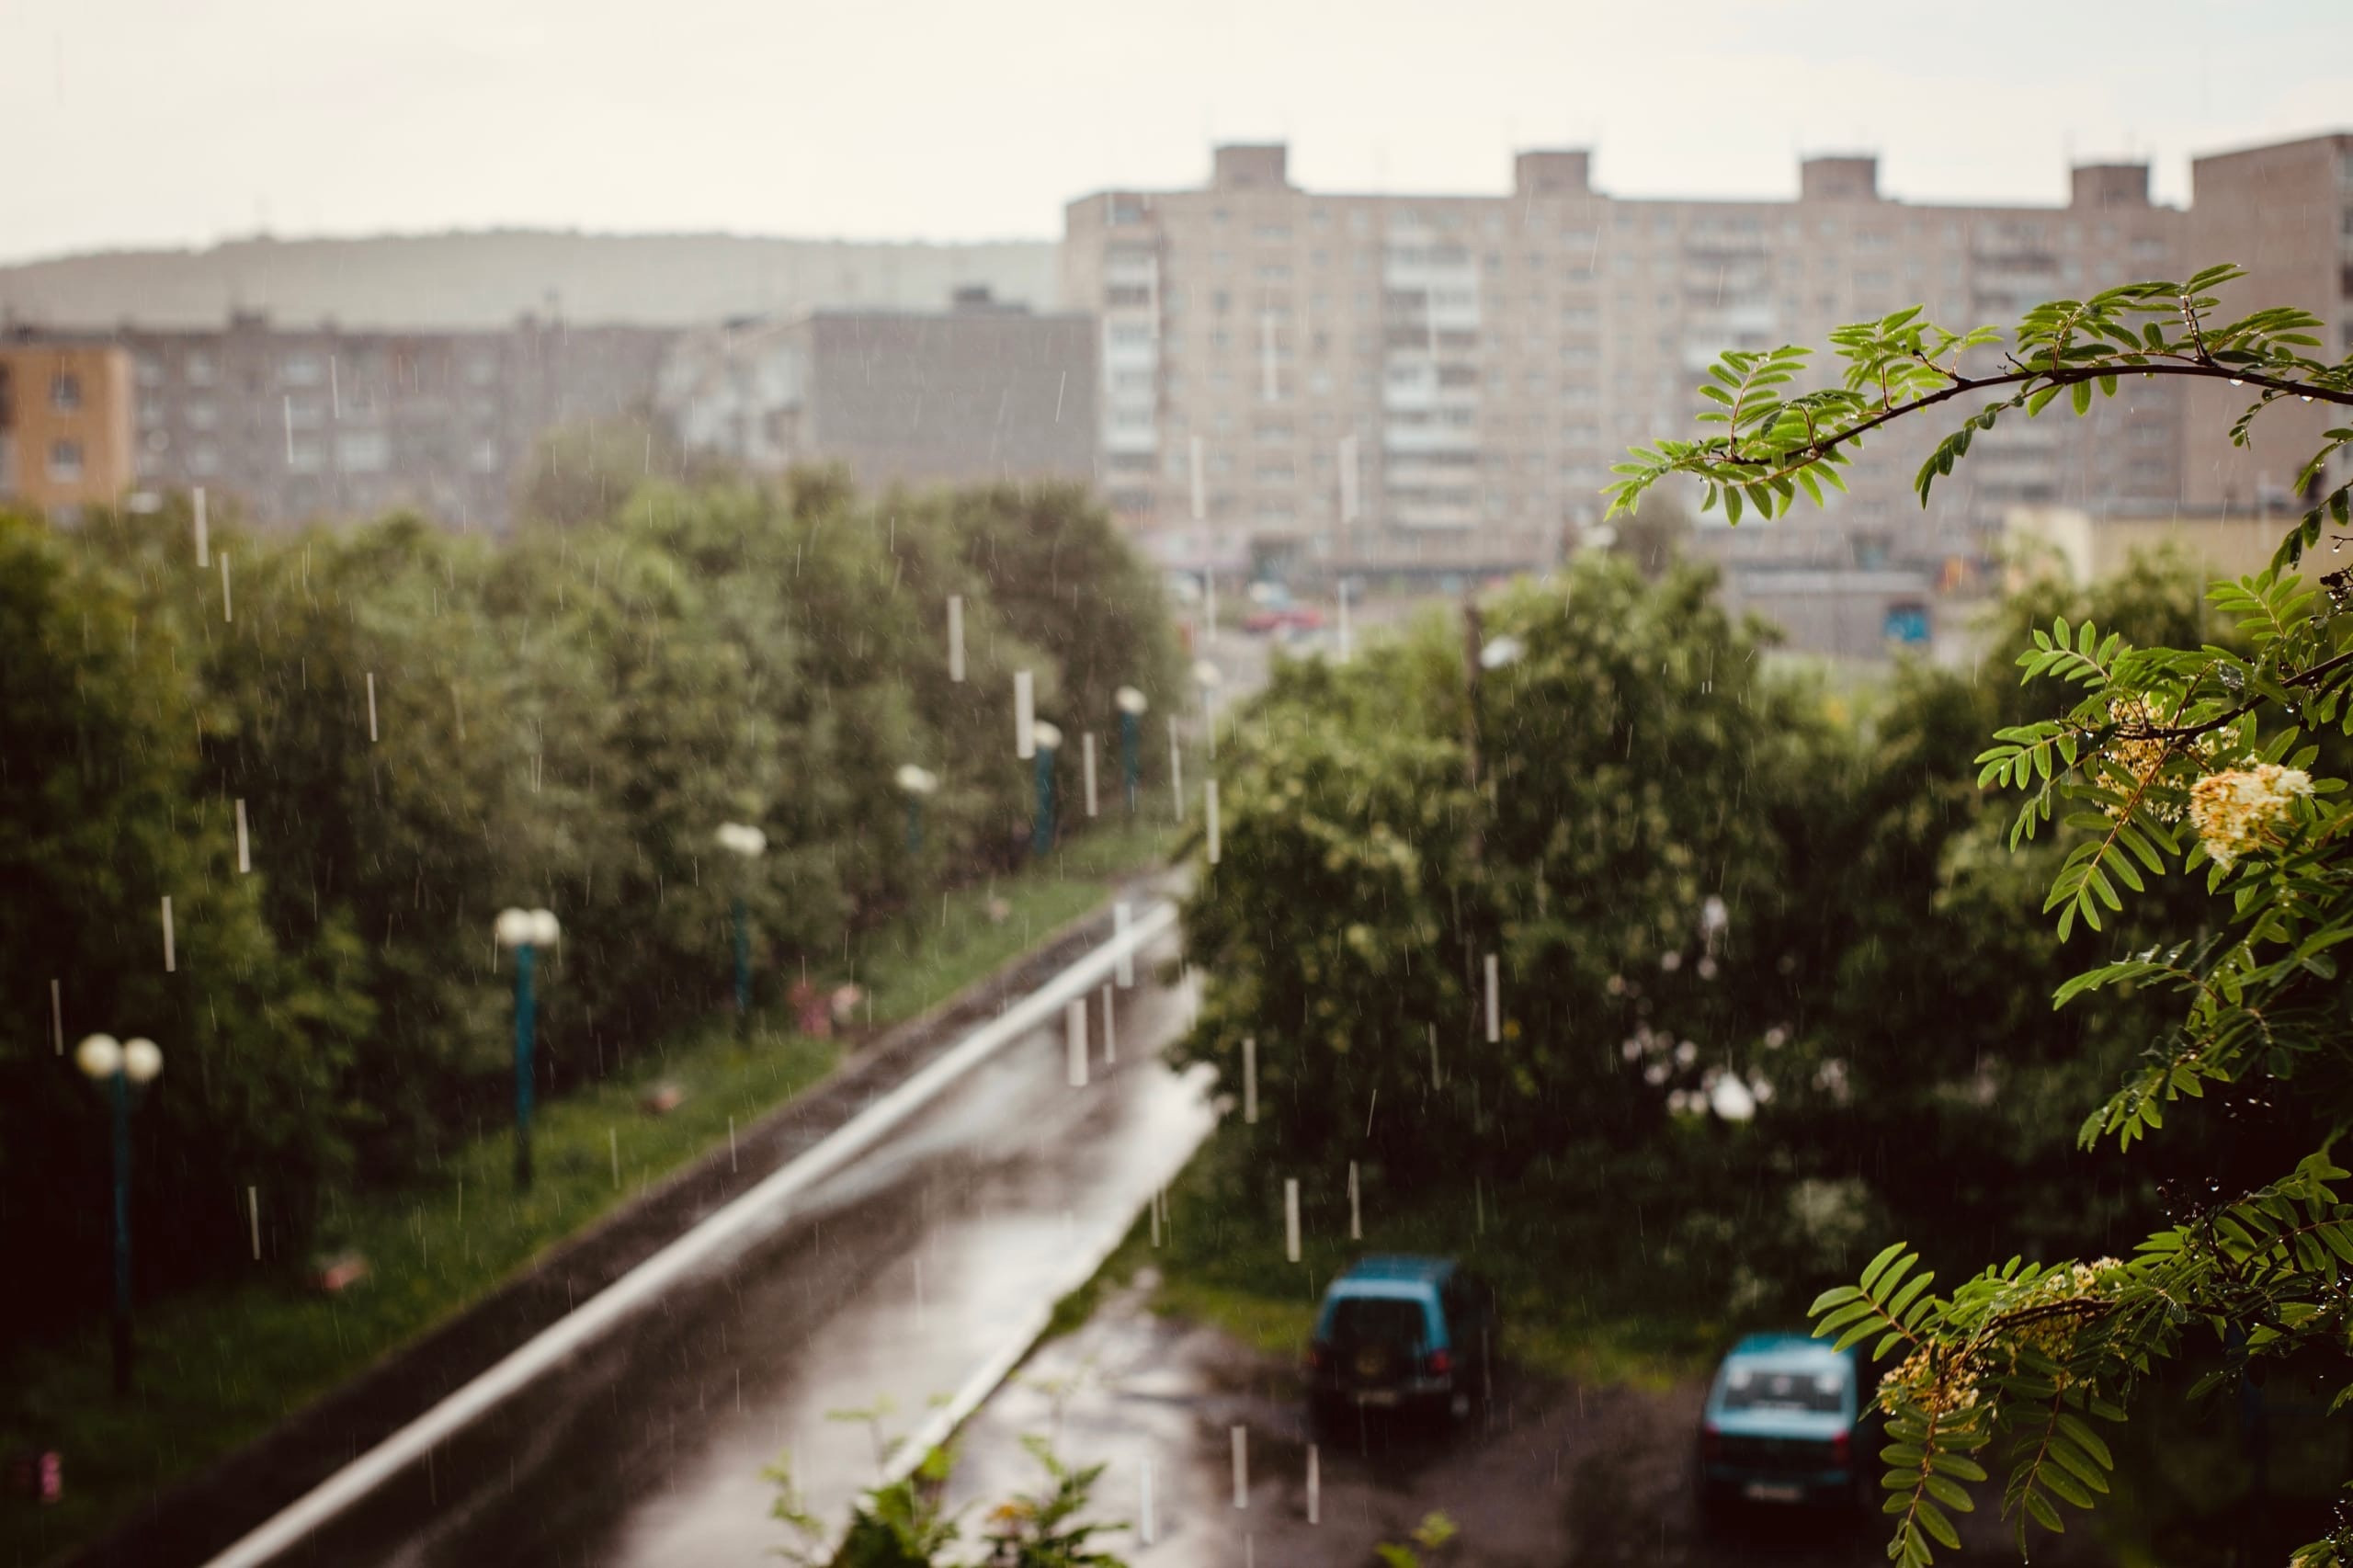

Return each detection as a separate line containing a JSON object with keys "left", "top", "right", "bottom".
{"left": 1306, "top": 1256, "right": 1496, "bottom": 1426}
{"left": 1697, "top": 1333, "right": 1873, "bottom": 1516}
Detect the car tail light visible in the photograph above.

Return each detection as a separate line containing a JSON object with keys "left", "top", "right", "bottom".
{"left": 1307, "top": 1342, "right": 1327, "bottom": 1370}
{"left": 1425, "top": 1348, "right": 1453, "bottom": 1377}
{"left": 1832, "top": 1428, "right": 1851, "bottom": 1465}
{"left": 1700, "top": 1424, "right": 1722, "bottom": 1460}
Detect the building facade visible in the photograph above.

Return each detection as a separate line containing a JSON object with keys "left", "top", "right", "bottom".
{"left": 2, "top": 313, "right": 670, "bottom": 530}
{"left": 657, "top": 290, "right": 1097, "bottom": 492}
{"left": 0, "top": 342, "right": 136, "bottom": 513}
{"left": 1063, "top": 142, "right": 2188, "bottom": 585}
{"left": 2181, "top": 132, "right": 2353, "bottom": 515}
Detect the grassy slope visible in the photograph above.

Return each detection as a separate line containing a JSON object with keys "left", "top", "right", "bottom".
{"left": 1, "top": 817, "right": 1170, "bottom": 1565}
{"left": 1051, "top": 1125, "right": 1756, "bottom": 1396}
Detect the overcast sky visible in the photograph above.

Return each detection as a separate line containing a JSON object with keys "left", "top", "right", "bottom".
{"left": 7, "top": 0, "right": 2348, "bottom": 263}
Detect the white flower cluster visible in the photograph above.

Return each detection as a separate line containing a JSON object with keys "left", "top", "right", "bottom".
{"left": 2188, "top": 763, "right": 2313, "bottom": 869}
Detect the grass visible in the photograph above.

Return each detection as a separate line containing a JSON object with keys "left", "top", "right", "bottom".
{"left": 1052, "top": 1125, "right": 1769, "bottom": 1398}
{"left": 0, "top": 816, "right": 1172, "bottom": 1567}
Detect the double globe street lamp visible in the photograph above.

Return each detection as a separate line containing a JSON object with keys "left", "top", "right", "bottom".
{"left": 75, "top": 1032, "right": 163, "bottom": 1395}
{"left": 1114, "top": 687, "right": 1149, "bottom": 813}
{"left": 895, "top": 765, "right": 940, "bottom": 854}
{"left": 714, "top": 824, "right": 767, "bottom": 1037}
{"left": 494, "top": 907, "right": 561, "bottom": 1190}
{"left": 1030, "top": 722, "right": 1063, "bottom": 859}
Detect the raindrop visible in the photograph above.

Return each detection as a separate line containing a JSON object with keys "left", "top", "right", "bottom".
{"left": 1483, "top": 952, "right": 1501, "bottom": 1042}
{"left": 220, "top": 552, "right": 233, "bottom": 621}
{"left": 946, "top": 595, "right": 965, "bottom": 683}
{"left": 160, "top": 895, "right": 176, "bottom": 972}
{"left": 1013, "top": 670, "right": 1036, "bottom": 757}
{"left": 1065, "top": 1000, "right": 1089, "bottom": 1087}
{"left": 192, "top": 487, "right": 209, "bottom": 566}
{"left": 1232, "top": 1424, "right": 1250, "bottom": 1506}
{"left": 1283, "top": 1179, "right": 1300, "bottom": 1263}
{"left": 234, "top": 799, "right": 251, "bottom": 873}
{"left": 247, "top": 1187, "right": 261, "bottom": 1260}
{"left": 1243, "top": 1036, "right": 1258, "bottom": 1123}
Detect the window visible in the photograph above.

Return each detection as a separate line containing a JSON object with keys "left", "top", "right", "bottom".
{"left": 49, "top": 372, "right": 82, "bottom": 411}
{"left": 47, "top": 439, "right": 85, "bottom": 480}
{"left": 185, "top": 351, "right": 217, "bottom": 386}
{"left": 1254, "top": 224, "right": 1291, "bottom": 243}
{"left": 279, "top": 352, "right": 324, "bottom": 386}
{"left": 1721, "top": 1366, "right": 1846, "bottom": 1413}
{"left": 335, "top": 429, "right": 391, "bottom": 472}
{"left": 135, "top": 355, "right": 164, "bottom": 388}
{"left": 185, "top": 401, "right": 217, "bottom": 431}
{"left": 1254, "top": 420, "right": 1293, "bottom": 443}
{"left": 463, "top": 354, "right": 498, "bottom": 387}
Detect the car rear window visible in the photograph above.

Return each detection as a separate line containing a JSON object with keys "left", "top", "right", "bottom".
{"left": 1721, "top": 1364, "right": 1846, "bottom": 1412}
{"left": 1328, "top": 1298, "right": 1427, "bottom": 1347}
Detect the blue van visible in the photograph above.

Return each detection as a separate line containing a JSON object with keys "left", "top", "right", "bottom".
{"left": 1697, "top": 1333, "right": 1872, "bottom": 1515}
{"left": 1306, "top": 1256, "right": 1496, "bottom": 1425}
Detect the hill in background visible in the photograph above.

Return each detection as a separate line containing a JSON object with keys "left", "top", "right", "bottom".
{"left": 0, "top": 230, "right": 1061, "bottom": 330}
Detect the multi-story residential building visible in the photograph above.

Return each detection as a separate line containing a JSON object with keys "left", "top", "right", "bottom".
{"left": 2182, "top": 132, "right": 2353, "bottom": 516}
{"left": 1063, "top": 142, "right": 2188, "bottom": 587}
{"left": 2, "top": 312, "right": 670, "bottom": 530}
{"left": 0, "top": 341, "right": 136, "bottom": 514}
{"left": 657, "top": 288, "right": 1096, "bottom": 492}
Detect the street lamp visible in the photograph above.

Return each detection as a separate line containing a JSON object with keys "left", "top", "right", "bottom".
{"left": 75, "top": 1032, "right": 162, "bottom": 1395}
{"left": 1114, "top": 687, "right": 1149, "bottom": 813}
{"left": 1030, "top": 722, "right": 1063, "bottom": 859}
{"left": 494, "top": 906, "right": 561, "bottom": 1190}
{"left": 1191, "top": 659, "right": 1223, "bottom": 760}
{"left": 895, "top": 765, "right": 939, "bottom": 854}
{"left": 714, "top": 824, "right": 767, "bottom": 1037}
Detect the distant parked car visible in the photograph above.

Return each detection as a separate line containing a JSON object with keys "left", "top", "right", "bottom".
{"left": 1306, "top": 1256, "right": 1496, "bottom": 1427}
{"left": 1696, "top": 1333, "right": 1874, "bottom": 1519}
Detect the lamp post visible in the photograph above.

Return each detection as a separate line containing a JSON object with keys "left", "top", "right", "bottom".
{"left": 1030, "top": 722, "right": 1063, "bottom": 859}
{"left": 1191, "top": 659, "right": 1223, "bottom": 760}
{"left": 713, "top": 824, "right": 767, "bottom": 1037}
{"left": 75, "top": 1032, "right": 162, "bottom": 1395}
{"left": 894, "top": 765, "right": 940, "bottom": 854}
{"left": 1114, "top": 687, "right": 1149, "bottom": 813}
{"left": 494, "top": 907, "right": 561, "bottom": 1190}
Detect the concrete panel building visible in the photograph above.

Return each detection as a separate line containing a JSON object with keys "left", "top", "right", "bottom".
{"left": 2, "top": 313, "right": 670, "bottom": 530}
{"left": 1063, "top": 142, "right": 2188, "bottom": 590}
{"left": 657, "top": 290, "right": 1097, "bottom": 492}
{"left": 0, "top": 342, "right": 136, "bottom": 514}
{"left": 2181, "top": 132, "right": 2353, "bottom": 516}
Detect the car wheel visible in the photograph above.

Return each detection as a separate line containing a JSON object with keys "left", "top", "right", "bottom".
{"left": 1448, "top": 1389, "right": 1472, "bottom": 1424}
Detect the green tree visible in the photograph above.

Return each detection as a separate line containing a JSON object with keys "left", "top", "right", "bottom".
{"left": 1611, "top": 267, "right": 2353, "bottom": 1565}
{"left": 0, "top": 509, "right": 369, "bottom": 1337}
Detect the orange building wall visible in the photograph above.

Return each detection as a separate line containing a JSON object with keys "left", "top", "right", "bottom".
{"left": 0, "top": 344, "right": 135, "bottom": 510}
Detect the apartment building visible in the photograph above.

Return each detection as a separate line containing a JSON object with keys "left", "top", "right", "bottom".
{"left": 658, "top": 288, "right": 1096, "bottom": 491}
{"left": 1063, "top": 142, "right": 2188, "bottom": 585}
{"left": 0, "top": 341, "right": 136, "bottom": 513}
{"left": 2182, "top": 132, "right": 2353, "bottom": 514}
{"left": 2, "top": 312, "right": 670, "bottom": 530}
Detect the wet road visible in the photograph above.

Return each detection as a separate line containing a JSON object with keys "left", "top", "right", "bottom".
{"left": 265, "top": 926, "right": 1213, "bottom": 1568}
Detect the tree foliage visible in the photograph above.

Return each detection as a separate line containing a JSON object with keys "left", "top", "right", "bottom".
{"left": 0, "top": 473, "right": 1176, "bottom": 1343}
{"left": 1616, "top": 267, "right": 2353, "bottom": 1566}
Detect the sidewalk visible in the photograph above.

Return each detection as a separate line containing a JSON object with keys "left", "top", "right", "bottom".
{"left": 69, "top": 875, "right": 1170, "bottom": 1568}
